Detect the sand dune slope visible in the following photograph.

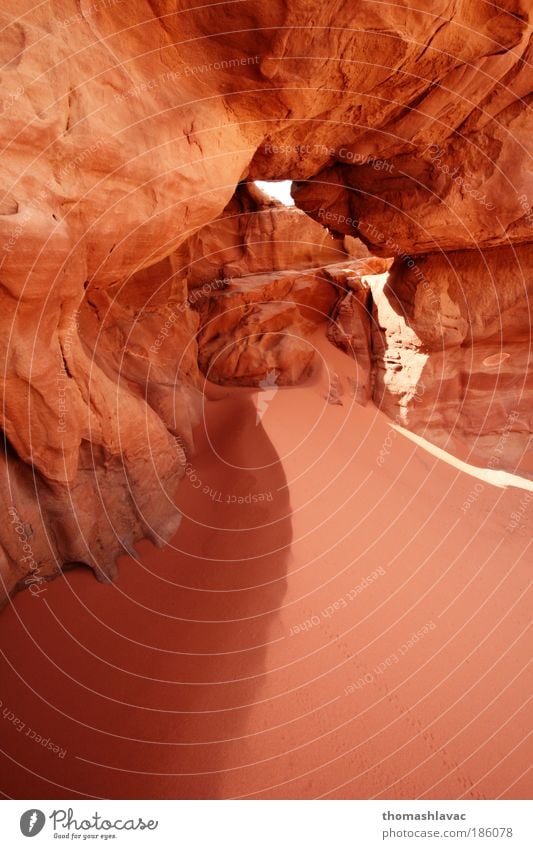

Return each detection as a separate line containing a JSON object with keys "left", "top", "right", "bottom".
{"left": 0, "top": 334, "right": 530, "bottom": 799}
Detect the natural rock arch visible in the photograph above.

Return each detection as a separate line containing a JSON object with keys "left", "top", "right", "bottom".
{"left": 0, "top": 0, "right": 531, "bottom": 602}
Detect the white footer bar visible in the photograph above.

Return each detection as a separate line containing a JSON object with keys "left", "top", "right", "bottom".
{"left": 2, "top": 799, "right": 531, "bottom": 848}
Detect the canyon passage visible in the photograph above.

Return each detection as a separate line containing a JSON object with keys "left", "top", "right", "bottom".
{"left": 0, "top": 0, "right": 531, "bottom": 800}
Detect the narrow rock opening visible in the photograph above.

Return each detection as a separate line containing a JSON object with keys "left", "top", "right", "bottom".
{"left": 253, "top": 180, "right": 294, "bottom": 206}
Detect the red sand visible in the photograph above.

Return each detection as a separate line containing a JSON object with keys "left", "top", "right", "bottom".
{"left": 0, "top": 333, "right": 531, "bottom": 799}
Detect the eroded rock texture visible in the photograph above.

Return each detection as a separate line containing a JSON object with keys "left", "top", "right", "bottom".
{"left": 173, "top": 182, "right": 353, "bottom": 284}
{"left": 371, "top": 246, "right": 533, "bottom": 471}
{"left": 182, "top": 184, "right": 381, "bottom": 386}
{"left": 327, "top": 277, "right": 373, "bottom": 406}
{"left": 0, "top": 0, "right": 531, "bottom": 601}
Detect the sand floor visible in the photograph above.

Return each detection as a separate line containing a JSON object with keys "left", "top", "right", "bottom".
{"left": 0, "top": 333, "right": 531, "bottom": 799}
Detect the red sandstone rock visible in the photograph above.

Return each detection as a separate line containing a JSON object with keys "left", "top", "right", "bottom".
{"left": 181, "top": 186, "right": 378, "bottom": 388}
{"left": 370, "top": 245, "right": 533, "bottom": 472}
{"left": 196, "top": 269, "right": 337, "bottom": 385}
{"left": 173, "top": 182, "right": 351, "bottom": 286}
{"left": 0, "top": 0, "right": 531, "bottom": 601}
{"left": 326, "top": 278, "right": 373, "bottom": 405}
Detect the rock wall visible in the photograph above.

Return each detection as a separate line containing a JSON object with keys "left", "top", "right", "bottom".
{"left": 0, "top": 0, "right": 531, "bottom": 601}
{"left": 183, "top": 191, "right": 532, "bottom": 473}
{"left": 181, "top": 183, "right": 386, "bottom": 387}
{"left": 371, "top": 246, "right": 533, "bottom": 472}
